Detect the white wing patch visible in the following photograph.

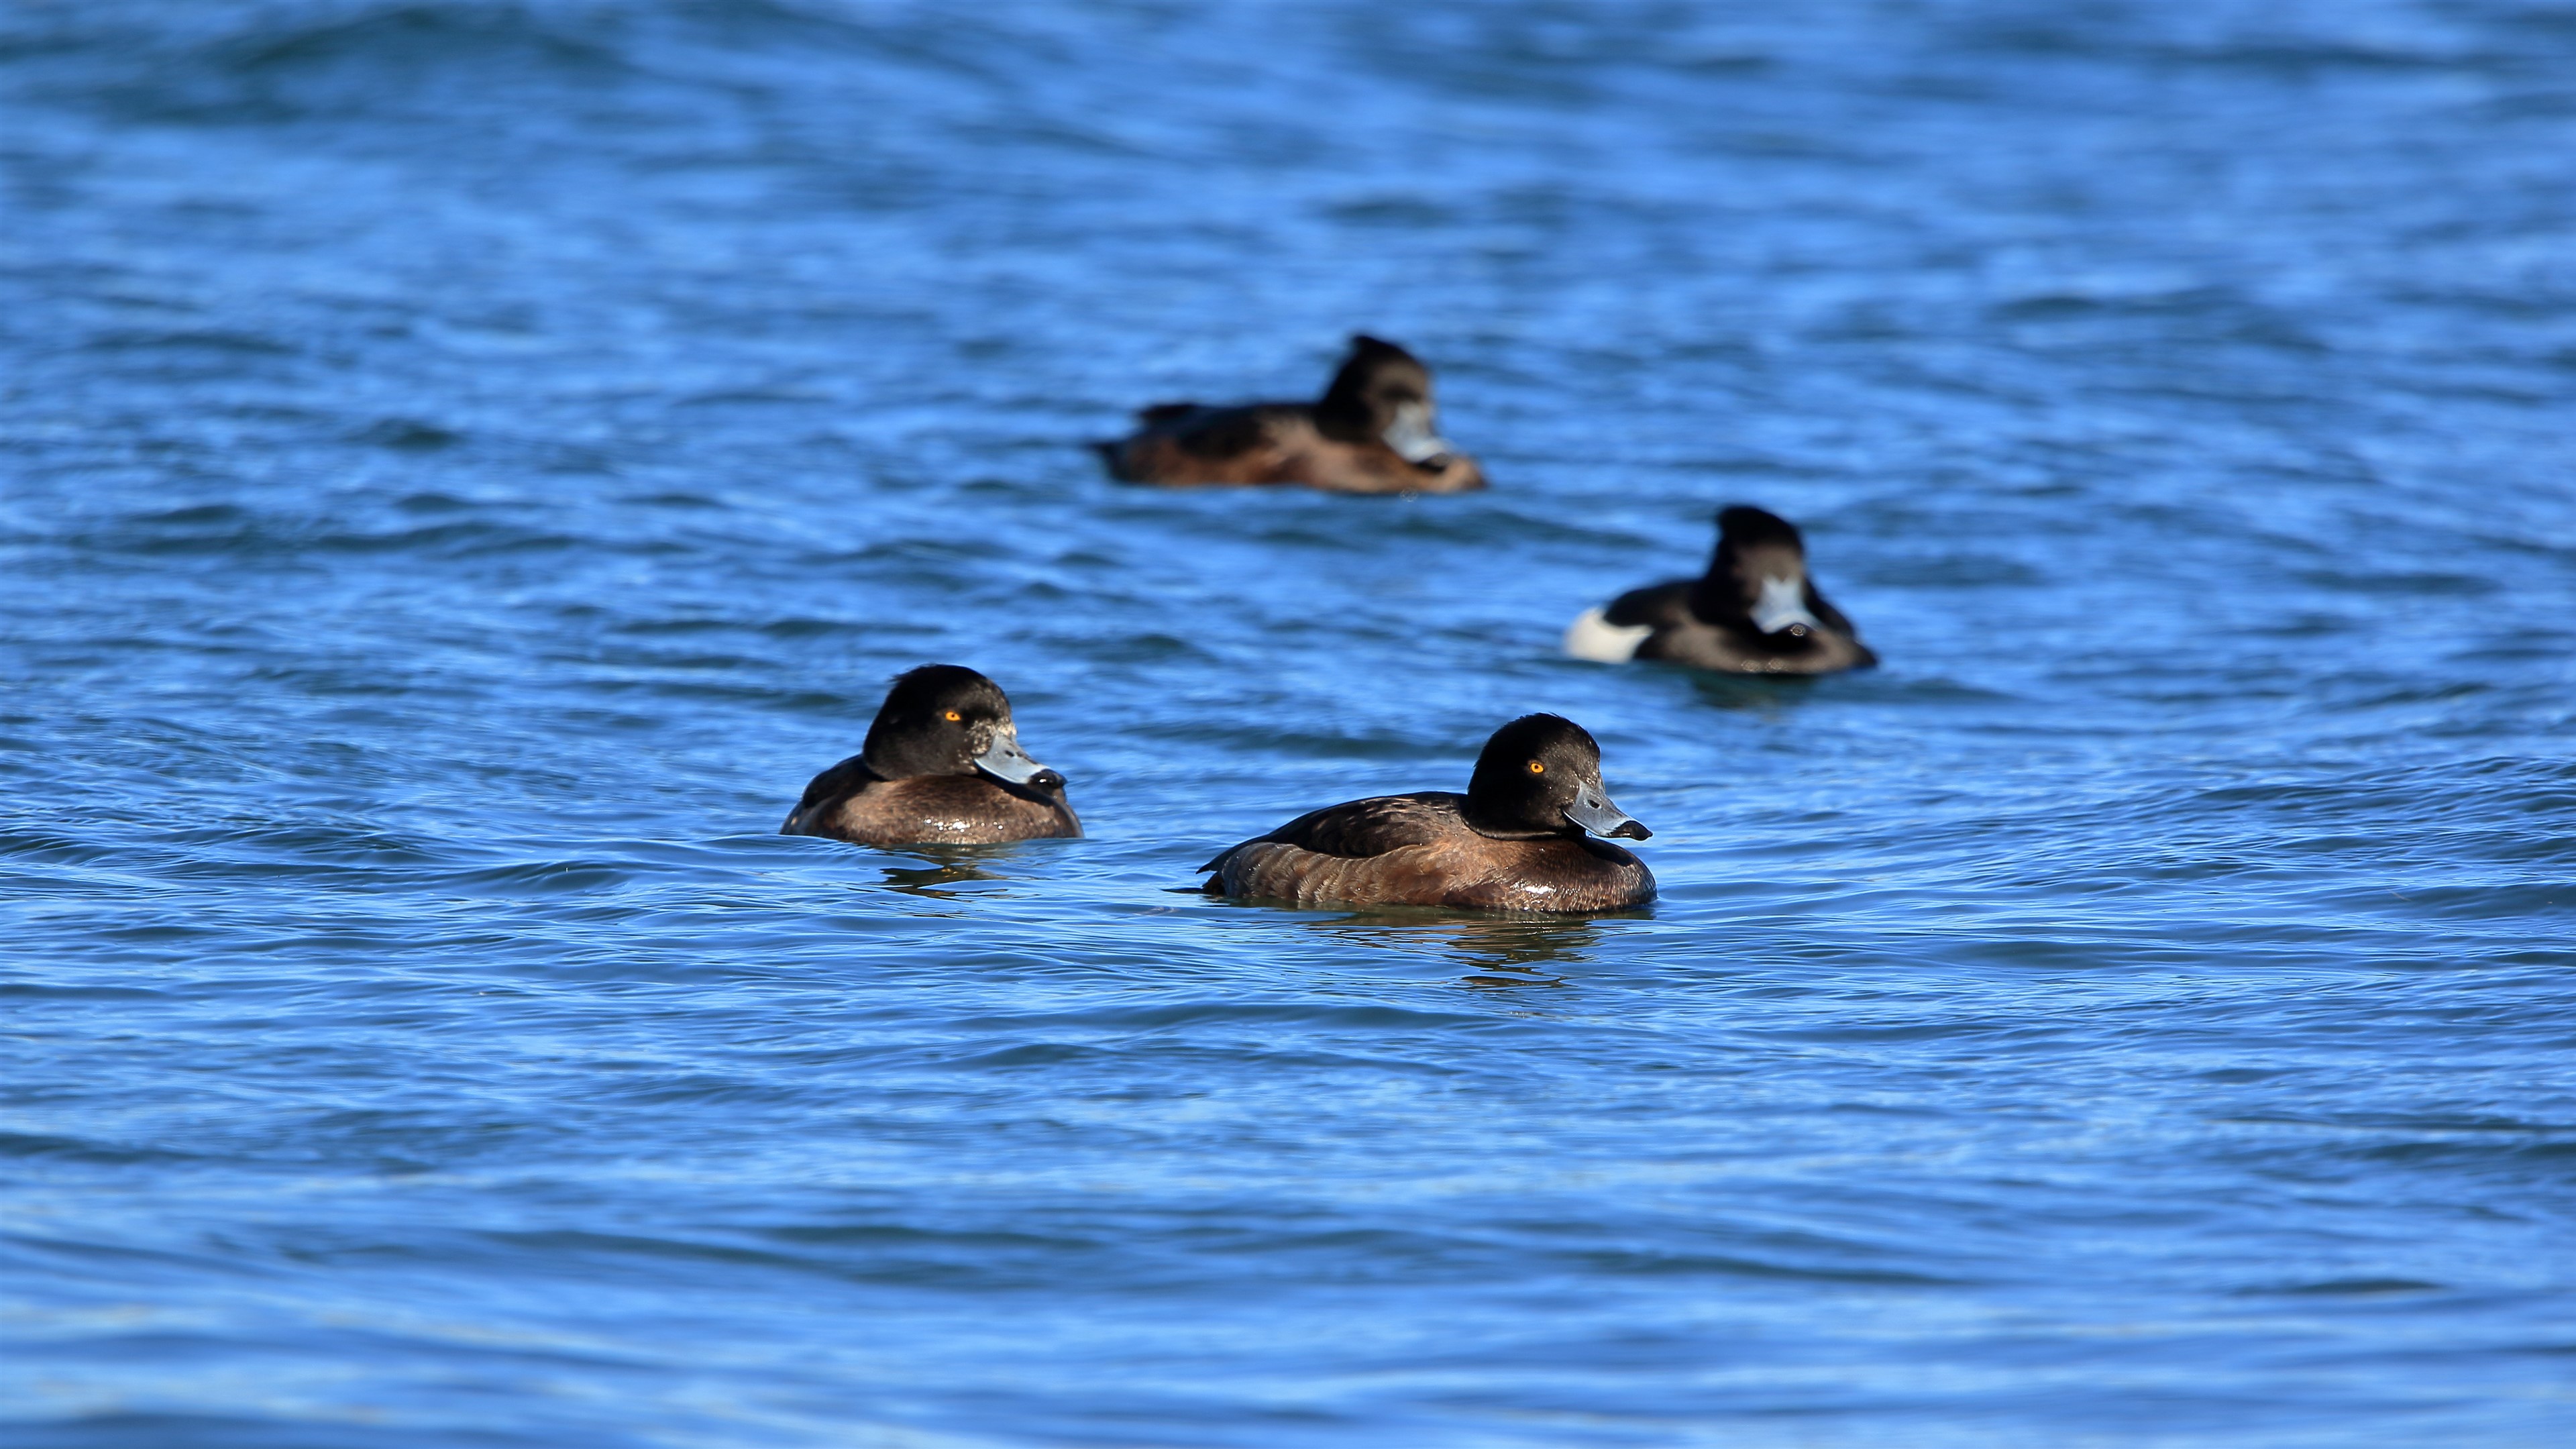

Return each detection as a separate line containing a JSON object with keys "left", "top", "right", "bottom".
{"left": 1562, "top": 607, "right": 1652, "bottom": 663}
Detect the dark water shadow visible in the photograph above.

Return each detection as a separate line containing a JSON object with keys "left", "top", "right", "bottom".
{"left": 1289, "top": 905, "right": 1652, "bottom": 982}
{"left": 1680, "top": 667, "right": 1829, "bottom": 714}
{"left": 869, "top": 844, "right": 1030, "bottom": 900}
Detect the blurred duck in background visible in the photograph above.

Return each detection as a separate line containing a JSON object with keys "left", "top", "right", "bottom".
{"left": 1097, "top": 334, "right": 1486, "bottom": 494}
{"left": 1564, "top": 505, "right": 1876, "bottom": 676}
{"left": 782, "top": 665, "right": 1081, "bottom": 846}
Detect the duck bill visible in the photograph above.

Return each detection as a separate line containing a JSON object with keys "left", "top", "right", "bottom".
{"left": 1748, "top": 574, "right": 1823, "bottom": 637}
{"left": 974, "top": 729, "right": 1063, "bottom": 790}
{"left": 1382, "top": 400, "right": 1456, "bottom": 467}
{"left": 1564, "top": 787, "right": 1651, "bottom": 841}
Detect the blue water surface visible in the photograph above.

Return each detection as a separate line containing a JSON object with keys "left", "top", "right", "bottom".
{"left": 5, "top": 2, "right": 2575, "bottom": 1444}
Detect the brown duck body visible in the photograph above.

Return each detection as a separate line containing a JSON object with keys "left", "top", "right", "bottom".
{"left": 782, "top": 754, "right": 1080, "bottom": 847}
{"left": 1101, "top": 402, "right": 1486, "bottom": 494}
{"left": 1199, "top": 792, "right": 1653, "bottom": 912}
{"left": 1605, "top": 579, "right": 1878, "bottom": 675}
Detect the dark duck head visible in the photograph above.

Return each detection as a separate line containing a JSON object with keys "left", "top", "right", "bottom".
{"left": 861, "top": 664, "right": 1063, "bottom": 790}
{"left": 1690, "top": 506, "right": 1833, "bottom": 645}
{"left": 1463, "top": 714, "right": 1650, "bottom": 841}
{"left": 1312, "top": 334, "right": 1458, "bottom": 469}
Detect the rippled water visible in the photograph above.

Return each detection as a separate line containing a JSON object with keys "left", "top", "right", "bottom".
{"left": 5, "top": 2, "right": 2575, "bottom": 1444}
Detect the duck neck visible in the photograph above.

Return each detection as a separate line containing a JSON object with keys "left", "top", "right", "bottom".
{"left": 860, "top": 729, "right": 968, "bottom": 782}
{"left": 1461, "top": 799, "right": 1574, "bottom": 840}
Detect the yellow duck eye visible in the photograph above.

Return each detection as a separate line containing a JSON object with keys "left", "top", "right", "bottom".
{"left": 945, "top": 710, "right": 963, "bottom": 722}
{"left": 1527, "top": 760, "right": 1545, "bottom": 774}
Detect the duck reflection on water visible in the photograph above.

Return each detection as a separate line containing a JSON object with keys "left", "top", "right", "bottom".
{"left": 871, "top": 845, "right": 1018, "bottom": 900}
{"left": 1293, "top": 906, "right": 1647, "bottom": 983}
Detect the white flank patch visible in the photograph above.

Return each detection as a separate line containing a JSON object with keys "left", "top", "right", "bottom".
{"left": 1562, "top": 607, "right": 1652, "bottom": 663}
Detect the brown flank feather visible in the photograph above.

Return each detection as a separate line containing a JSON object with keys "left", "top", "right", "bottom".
{"left": 1199, "top": 792, "right": 1652, "bottom": 912}
{"left": 1104, "top": 405, "right": 1486, "bottom": 494}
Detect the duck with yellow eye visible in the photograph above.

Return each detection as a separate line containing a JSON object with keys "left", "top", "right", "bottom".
{"left": 1197, "top": 714, "right": 1654, "bottom": 912}
{"left": 781, "top": 664, "right": 1080, "bottom": 847}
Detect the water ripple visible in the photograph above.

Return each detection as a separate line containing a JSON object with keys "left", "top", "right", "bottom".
{"left": 5, "top": 1, "right": 2575, "bottom": 1446}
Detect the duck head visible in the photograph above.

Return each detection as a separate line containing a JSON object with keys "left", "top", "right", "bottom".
{"left": 1313, "top": 334, "right": 1460, "bottom": 469}
{"left": 1464, "top": 713, "right": 1651, "bottom": 841}
{"left": 860, "top": 664, "right": 1064, "bottom": 790}
{"left": 1691, "top": 505, "right": 1830, "bottom": 643}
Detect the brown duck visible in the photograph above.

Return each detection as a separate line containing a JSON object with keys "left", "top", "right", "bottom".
{"left": 1097, "top": 335, "right": 1487, "bottom": 494}
{"left": 781, "top": 665, "right": 1081, "bottom": 847}
{"left": 1565, "top": 505, "right": 1877, "bottom": 676}
{"left": 1199, "top": 714, "right": 1654, "bottom": 912}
